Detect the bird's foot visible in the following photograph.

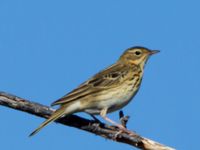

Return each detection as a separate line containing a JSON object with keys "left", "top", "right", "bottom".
{"left": 112, "top": 130, "right": 123, "bottom": 140}
{"left": 111, "top": 126, "right": 136, "bottom": 141}
{"left": 115, "top": 124, "right": 135, "bottom": 135}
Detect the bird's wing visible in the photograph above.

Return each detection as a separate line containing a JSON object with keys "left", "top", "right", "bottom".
{"left": 51, "top": 63, "right": 133, "bottom": 106}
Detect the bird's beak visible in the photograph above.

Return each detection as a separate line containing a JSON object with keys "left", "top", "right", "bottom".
{"left": 149, "top": 50, "right": 160, "bottom": 55}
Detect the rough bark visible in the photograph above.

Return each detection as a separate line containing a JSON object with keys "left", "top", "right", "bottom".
{"left": 0, "top": 92, "right": 175, "bottom": 150}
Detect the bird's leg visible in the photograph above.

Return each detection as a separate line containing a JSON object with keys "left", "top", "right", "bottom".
{"left": 84, "top": 114, "right": 102, "bottom": 132}
{"left": 100, "top": 108, "right": 130, "bottom": 133}
{"left": 89, "top": 114, "right": 101, "bottom": 123}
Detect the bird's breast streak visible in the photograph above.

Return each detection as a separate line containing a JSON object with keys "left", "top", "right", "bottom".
{"left": 84, "top": 74, "right": 142, "bottom": 115}
{"left": 102, "top": 76, "right": 141, "bottom": 113}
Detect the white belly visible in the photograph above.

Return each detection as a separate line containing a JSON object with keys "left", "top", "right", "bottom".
{"left": 84, "top": 83, "right": 139, "bottom": 115}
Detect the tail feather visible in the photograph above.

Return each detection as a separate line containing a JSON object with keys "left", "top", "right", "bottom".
{"left": 29, "top": 108, "right": 65, "bottom": 137}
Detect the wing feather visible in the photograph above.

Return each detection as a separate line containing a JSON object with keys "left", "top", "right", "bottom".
{"left": 51, "top": 63, "right": 131, "bottom": 106}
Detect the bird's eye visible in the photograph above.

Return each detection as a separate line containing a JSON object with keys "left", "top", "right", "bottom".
{"left": 134, "top": 50, "right": 141, "bottom": 56}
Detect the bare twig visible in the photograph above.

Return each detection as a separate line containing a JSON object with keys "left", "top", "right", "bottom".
{"left": 119, "top": 110, "right": 130, "bottom": 128}
{"left": 0, "top": 92, "right": 175, "bottom": 150}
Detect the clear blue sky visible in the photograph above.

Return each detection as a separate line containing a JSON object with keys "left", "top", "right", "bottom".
{"left": 0, "top": 1, "right": 199, "bottom": 150}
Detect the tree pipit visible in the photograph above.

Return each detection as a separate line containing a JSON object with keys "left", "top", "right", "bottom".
{"left": 30, "top": 46, "right": 159, "bottom": 136}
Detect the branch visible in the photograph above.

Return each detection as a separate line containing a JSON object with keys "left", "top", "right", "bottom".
{"left": 0, "top": 92, "right": 175, "bottom": 150}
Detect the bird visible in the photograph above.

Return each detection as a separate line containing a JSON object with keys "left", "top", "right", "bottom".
{"left": 29, "top": 46, "right": 159, "bottom": 136}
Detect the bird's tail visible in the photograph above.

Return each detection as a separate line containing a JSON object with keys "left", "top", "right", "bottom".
{"left": 29, "top": 107, "right": 66, "bottom": 137}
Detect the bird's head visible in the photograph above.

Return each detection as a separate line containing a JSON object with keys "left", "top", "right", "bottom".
{"left": 119, "top": 46, "right": 159, "bottom": 67}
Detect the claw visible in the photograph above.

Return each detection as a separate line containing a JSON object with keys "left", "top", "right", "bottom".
{"left": 112, "top": 130, "right": 123, "bottom": 140}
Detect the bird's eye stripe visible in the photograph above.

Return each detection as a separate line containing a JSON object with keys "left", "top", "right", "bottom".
{"left": 129, "top": 49, "right": 142, "bottom": 54}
